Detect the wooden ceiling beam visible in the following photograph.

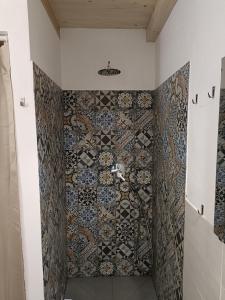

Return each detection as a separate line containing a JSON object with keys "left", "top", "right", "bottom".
{"left": 41, "top": 0, "right": 60, "bottom": 37}
{"left": 146, "top": 0, "right": 177, "bottom": 42}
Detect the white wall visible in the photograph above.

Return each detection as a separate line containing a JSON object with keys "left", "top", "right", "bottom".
{"left": 156, "top": 0, "right": 225, "bottom": 224}
{"left": 28, "top": 0, "right": 61, "bottom": 86}
{"left": 60, "top": 28, "right": 156, "bottom": 90}
{"left": 156, "top": 0, "right": 225, "bottom": 299}
{"left": 0, "top": 1, "right": 44, "bottom": 300}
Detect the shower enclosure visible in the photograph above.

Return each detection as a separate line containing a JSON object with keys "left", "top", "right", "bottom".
{"left": 34, "top": 63, "right": 189, "bottom": 300}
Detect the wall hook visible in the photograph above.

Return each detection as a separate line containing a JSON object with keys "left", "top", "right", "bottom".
{"left": 20, "top": 97, "right": 27, "bottom": 107}
{"left": 198, "top": 204, "right": 204, "bottom": 216}
{"left": 208, "top": 86, "right": 216, "bottom": 99}
{"left": 192, "top": 94, "right": 198, "bottom": 104}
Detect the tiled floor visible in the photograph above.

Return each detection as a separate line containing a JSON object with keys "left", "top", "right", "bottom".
{"left": 65, "top": 276, "right": 157, "bottom": 300}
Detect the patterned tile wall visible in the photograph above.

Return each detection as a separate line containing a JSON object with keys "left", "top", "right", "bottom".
{"left": 64, "top": 90, "right": 153, "bottom": 277}
{"left": 34, "top": 62, "right": 189, "bottom": 299}
{"left": 34, "top": 64, "right": 67, "bottom": 300}
{"left": 152, "top": 63, "right": 190, "bottom": 300}
{"left": 214, "top": 89, "right": 225, "bottom": 242}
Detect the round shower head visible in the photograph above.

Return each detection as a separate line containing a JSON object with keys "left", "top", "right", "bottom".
{"left": 98, "top": 61, "right": 121, "bottom": 76}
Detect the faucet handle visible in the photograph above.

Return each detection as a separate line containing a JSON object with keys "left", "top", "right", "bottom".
{"left": 111, "top": 164, "right": 119, "bottom": 173}
{"left": 117, "top": 172, "right": 125, "bottom": 181}
{"left": 111, "top": 163, "right": 125, "bottom": 181}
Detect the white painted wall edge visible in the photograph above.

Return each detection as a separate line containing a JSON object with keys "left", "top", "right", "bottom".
{"left": 0, "top": 1, "right": 45, "bottom": 300}
{"left": 28, "top": 0, "right": 61, "bottom": 87}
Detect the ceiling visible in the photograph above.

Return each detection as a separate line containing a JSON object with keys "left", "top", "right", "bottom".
{"left": 41, "top": 0, "right": 177, "bottom": 41}
{"left": 51, "top": 0, "right": 157, "bottom": 28}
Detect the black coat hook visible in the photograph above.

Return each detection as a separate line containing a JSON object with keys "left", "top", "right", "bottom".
{"left": 192, "top": 94, "right": 198, "bottom": 104}
{"left": 208, "top": 86, "right": 215, "bottom": 99}
{"left": 198, "top": 204, "right": 204, "bottom": 216}
{"left": 20, "top": 97, "right": 27, "bottom": 107}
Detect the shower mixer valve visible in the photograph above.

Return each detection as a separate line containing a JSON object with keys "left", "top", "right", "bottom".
{"left": 111, "top": 163, "right": 125, "bottom": 181}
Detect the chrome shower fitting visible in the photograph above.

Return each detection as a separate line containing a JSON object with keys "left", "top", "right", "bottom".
{"left": 111, "top": 163, "right": 125, "bottom": 181}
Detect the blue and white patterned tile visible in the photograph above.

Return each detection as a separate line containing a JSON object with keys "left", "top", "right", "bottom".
{"left": 63, "top": 90, "right": 77, "bottom": 114}
{"left": 97, "top": 186, "right": 116, "bottom": 207}
{"left": 64, "top": 126, "right": 79, "bottom": 150}
{"left": 79, "top": 206, "right": 98, "bottom": 228}
{"left": 96, "top": 111, "right": 116, "bottom": 131}
{"left": 66, "top": 183, "right": 78, "bottom": 213}
{"left": 77, "top": 168, "right": 98, "bottom": 187}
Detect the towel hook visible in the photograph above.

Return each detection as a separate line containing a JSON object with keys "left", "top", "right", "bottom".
{"left": 208, "top": 86, "right": 215, "bottom": 99}
{"left": 192, "top": 94, "right": 198, "bottom": 104}
{"left": 198, "top": 204, "right": 204, "bottom": 216}
{"left": 20, "top": 97, "right": 27, "bottom": 107}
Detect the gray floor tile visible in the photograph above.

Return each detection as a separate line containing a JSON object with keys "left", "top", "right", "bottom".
{"left": 112, "top": 277, "right": 157, "bottom": 300}
{"left": 65, "top": 276, "right": 157, "bottom": 300}
{"left": 65, "top": 277, "right": 113, "bottom": 300}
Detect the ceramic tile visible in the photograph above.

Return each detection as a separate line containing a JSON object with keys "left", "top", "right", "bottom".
{"left": 34, "top": 64, "right": 67, "bottom": 300}
{"left": 35, "top": 63, "right": 189, "bottom": 300}
{"left": 64, "top": 90, "right": 153, "bottom": 278}
{"left": 215, "top": 89, "right": 225, "bottom": 242}
{"left": 152, "top": 63, "right": 189, "bottom": 300}
{"left": 113, "top": 276, "right": 157, "bottom": 300}
{"left": 65, "top": 277, "right": 113, "bottom": 300}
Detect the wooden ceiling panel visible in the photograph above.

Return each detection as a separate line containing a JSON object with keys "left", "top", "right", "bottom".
{"left": 49, "top": 0, "right": 156, "bottom": 28}
{"left": 41, "top": 0, "right": 177, "bottom": 41}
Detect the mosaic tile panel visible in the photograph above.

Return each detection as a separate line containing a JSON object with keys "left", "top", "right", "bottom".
{"left": 152, "top": 63, "right": 189, "bottom": 300}
{"left": 215, "top": 89, "right": 225, "bottom": 241}
{"left": 64, "top": 90, "right": 153, "bottom": 278}
{"left": 34, "top": 64, "right": 67, "bottom": 300}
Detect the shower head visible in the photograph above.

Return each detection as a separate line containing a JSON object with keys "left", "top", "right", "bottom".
{"left": 98, "top": 61, "right": 121, "bottom": 76}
